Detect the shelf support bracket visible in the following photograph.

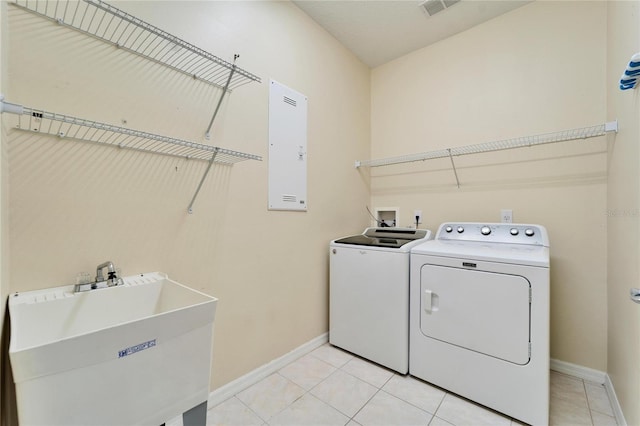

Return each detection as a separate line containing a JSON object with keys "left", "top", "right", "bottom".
{"left": 187, "top": 149, "right": 219, "bottom": 214}
{"left": 0, "top": 95, "right": 24, "bottom": 115}
{"left": 447, "top": 149, "right": 461, "bottom": 189}
{"left": 204, "top": 54, "right": 238, "bottom": 140}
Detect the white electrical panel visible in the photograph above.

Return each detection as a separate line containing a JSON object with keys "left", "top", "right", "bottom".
{"left": 268, "top": 80, "right": 308, "bottom": 211}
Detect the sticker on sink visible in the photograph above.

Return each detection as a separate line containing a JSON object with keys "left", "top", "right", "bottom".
{"left": 118, "top": 339, "right": 157, "bottom": 358}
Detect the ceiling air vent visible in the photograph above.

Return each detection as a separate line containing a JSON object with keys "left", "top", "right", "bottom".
{"left": 420, "top": 0, "right": 460, "bottom": 16}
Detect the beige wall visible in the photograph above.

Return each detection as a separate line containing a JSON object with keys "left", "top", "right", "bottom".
{"left": 0, "top": 0, "right": 5, "bottom": 317}
{"left": 6, "top": 1, "right": 640, "bottom": 423}
{"left": 370, "top": 1, "right": 608, "bottom": 370}
{"left": 0, "top": 0, "right": 10, "bottom": 422}
{"left": 606, "top": 1, "right": 640, "bottom": 424}
{"left": 5, "top": 0, "right": 370, "bottom": 389}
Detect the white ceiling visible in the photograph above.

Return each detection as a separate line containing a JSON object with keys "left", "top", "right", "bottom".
{"left": 292, "top": 0, "right": 532, "bottom": 68}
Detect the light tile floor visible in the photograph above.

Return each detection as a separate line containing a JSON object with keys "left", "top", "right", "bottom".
{"left": 207, "top": 344, "right": 617, "bottom": 426}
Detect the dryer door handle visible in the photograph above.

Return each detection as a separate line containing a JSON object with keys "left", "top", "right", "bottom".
{"left": 423, "top": 290, "right": 432, "bottom": 313}
{"left": 423, "top": 290, "right": 439, "bottom": 313}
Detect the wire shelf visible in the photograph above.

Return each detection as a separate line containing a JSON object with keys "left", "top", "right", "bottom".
{"left": 355, "top": 122, "right": 617, "bottom": 169}
{"left": 12, "top": 0, "right": 261, "bottom": 91}
{"left": 2, "top": 97, "right": 261, "bottom": 213}
{"left": 2, "top": 99, "right": 262, "bottom": 164}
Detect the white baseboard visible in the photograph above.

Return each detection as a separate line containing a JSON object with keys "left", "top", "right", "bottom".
{"left": 604, "top": 374, "right": 627, "bottom": 426}
{"left": 551, "top": 359, "right": 626, "bottom": 426}
{"left": 208, "top": 333, "right": 329, "bottom": 408}
{"left": 550, "top": 358, "right": 607, "bottom": 384}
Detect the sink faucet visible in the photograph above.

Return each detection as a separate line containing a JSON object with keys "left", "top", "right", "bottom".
{"left": 96, "top": 261, "right": 119, "bottom": 287}
{"left": 74, "top": 261, "right": 122, "bottom": 292}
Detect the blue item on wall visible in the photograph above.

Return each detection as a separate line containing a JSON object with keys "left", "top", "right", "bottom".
{"left": 620, "top": 53, "right": 640, "bottom": 90}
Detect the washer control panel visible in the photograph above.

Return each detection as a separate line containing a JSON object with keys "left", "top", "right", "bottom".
{"left": 437, "top": 222, "right": 548, "bottom": 246}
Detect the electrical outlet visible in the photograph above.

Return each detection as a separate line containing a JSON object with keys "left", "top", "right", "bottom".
{"left": 414, "top": 210, "right": 423, "bottom": 224}
{"left": 501, "top": 209, "right": 513, "bottom": 223}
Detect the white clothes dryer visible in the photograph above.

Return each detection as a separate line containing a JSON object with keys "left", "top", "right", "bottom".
{"left": 330, "top": 227, "right": 432, "bottom": 374}
{"left": 410, "top": 223, "right": 550, "bottom": 425}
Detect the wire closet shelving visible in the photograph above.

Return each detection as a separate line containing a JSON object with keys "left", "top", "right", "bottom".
{"left": 0, "top": 97, "right": 263, "bottom": 212}
{"left": 0, "top": 98, "right": 261, "bottom": 164}
{"left": 7, "top": 0, "right": 263, "bottom": 213}
{"left": 11, "top": 0, "right": 262, "bottom": 139}
{"left": 355, "top": 121, "right": 618, "bottom": 188}
{"left": 12, "top": 0, "right": 260, "bottom": 91}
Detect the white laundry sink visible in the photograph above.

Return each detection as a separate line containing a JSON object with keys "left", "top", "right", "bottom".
{"left": 9, "top": 272, "right": 218, "bottom": 426}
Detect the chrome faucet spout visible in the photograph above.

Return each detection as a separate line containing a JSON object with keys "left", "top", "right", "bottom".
{"left": 96, "top": 261, "right": 115, "bottom": 283}
{"left": 73, "top": 260, "right": 124, "bottom": 293}
{"left": 74, "top": 261, "right": 121, "bottom": 293}
{"left": 96, "top": 261, "right": 120, "bottom": 287}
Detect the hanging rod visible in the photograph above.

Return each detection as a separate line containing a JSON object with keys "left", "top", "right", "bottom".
{"left": 355, "top": 121, "right": 618, "bottom": 169}
{"left": 10, "top": 0, "right": 261, "bottom": 92}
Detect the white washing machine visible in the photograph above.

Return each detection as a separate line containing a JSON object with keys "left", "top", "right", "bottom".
{"left": 410, "top": 222, "right": 550, "bottom": 425}
{"left": 330, "top": 227, "right": 432, "bottom": 374}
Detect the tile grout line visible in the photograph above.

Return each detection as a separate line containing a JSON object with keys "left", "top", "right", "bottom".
{"left": 277, "top": 350, "right": 359, "bottom": 425}
{"left": 348, "top": 386, "right": 383, "bottom": 425}
{"left": 234, "top": 394, "right": 268, "bottom": 425}
{"left": 303, "top": 366, "right": 349, "bottom": 421}
{"left": 583, "top": 380, "right": 619, "bottom": 423}
{"left": 581, "top": 377, "right": 597, "bottom": 426}
{"left": 335, "top": 355, "right": 397, "bottom": 425}
{"left": 390, "top": 375, "right": 448, "bottom": 419}
{"left": 428, "top": 390, "right": 448, "bottom": 426}
{"left": 265, "top": 371, "right": 309, "bottom": 424}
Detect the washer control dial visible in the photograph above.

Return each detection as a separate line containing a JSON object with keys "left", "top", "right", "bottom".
{"left": 445, "top": 226, "right": 453, "bottom": 233}
{"left": 457, "top": 226, "right": 464, "bottom": 233}
{"left": 481, "top": 226, "right": 491, "bottom": 236}
{"left": 510, "top": 228, "right": 519, "bottom": 236}
{"left": 525, "top": 228, "right": 535, "bottom": 237}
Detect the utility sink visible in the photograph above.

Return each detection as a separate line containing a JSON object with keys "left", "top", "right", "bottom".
{"left": 9, "top": 272, "right": 218, "bottom": 425}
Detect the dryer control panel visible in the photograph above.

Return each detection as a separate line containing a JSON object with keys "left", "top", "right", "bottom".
{"left": 437, "top": 222, "right": 549, "bottom": 247}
